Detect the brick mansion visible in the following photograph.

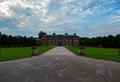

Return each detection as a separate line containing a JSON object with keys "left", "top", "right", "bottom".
{"left": 36, "top": 33, "right": 80, "bottom": 46}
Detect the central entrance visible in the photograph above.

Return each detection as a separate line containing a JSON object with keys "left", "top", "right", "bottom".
{"left": 58, "top": 39, "right": 62, "bottom": 46}
{"left": 57, "top": 35, "right": 64, "bottom": 46}
{"left": 58, "top": 42, "right": 62, "bottom": 46}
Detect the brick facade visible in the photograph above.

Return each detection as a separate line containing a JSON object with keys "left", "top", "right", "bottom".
{"left": 39, "top": 33, "right": 79, "bottom": 46}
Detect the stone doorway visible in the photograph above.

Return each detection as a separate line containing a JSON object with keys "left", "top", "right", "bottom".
{"left": 59, "top": 42, "right": 62, "bottom": 46}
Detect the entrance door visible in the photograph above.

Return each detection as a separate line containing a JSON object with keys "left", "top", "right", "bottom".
{"left": 58, "top": 39, "right": 62, "bottom": 46}
{"left": 59, "top": 42, "right": 62, "bottom": 46}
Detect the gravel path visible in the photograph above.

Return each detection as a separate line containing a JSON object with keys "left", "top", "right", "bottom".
{"left": 0, "top": 46, "right": 120, "bottom": 82}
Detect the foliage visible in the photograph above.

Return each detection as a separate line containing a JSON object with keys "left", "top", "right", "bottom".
{"left": 38, "top": 31, "right": 46, "bottom": 38}
{"left": 0, "top": 46, "right": 54, "bottom": 62}
{"left": 80, "top": 34, "right": 120, "bottom": 48}
{"left": 66, "top": 46, "right": 120, "bottom": 62}
{"left": 0, "top": 33, "right": 36, "bottom": 47}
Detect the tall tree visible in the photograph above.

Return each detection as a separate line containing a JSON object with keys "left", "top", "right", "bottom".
{"left": 38, "top": 31, "right": 46, "bottom": 38}
{"left": 0, "top": 32, "right": 1, "bottom": 46}
{"left": 115, "top": 34, "right": 120, "bottom": 48}
{"left": 107, "top": 35, "right": 114, "bottom": 47}
{"left": 8, "top": 35, "right": 13, "bottom": 46}
{"left": 1, "top": 34, "right": 9, "bottom": 47}
{"left": 0, "top": 32, "right": 1, "bottom": 55}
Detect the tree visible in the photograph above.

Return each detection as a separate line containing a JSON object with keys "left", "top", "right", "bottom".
{"left": 0, "top": 32, "right": 1, "bottom": 55}
{"left": 28, "top": 37, "right": 36, "bottom": 46}
{"left": 38, "top": 31, "right": 46, "bottom": 38}
{"left": 80, "top": 34, "right": 120, "bottom": 48}
{"left": 91, "top": 38, "right": 95, "bottom": 46}
{"left": 23, "top": 36, "right": 27, "bottom": 46}
{"left": 80, "top": 37, "right": 85, "bottom": 46}
{"left": 1, "top": 34, "right": 9, "bottom": 47}
{"left": 8, "top": 35, "right": 13, "bottom": 46}
{"left": 0, "top": 33, "right": 37, "bottom": 47}
{"left": 115, "top": 34, "right": 120, "bottom": 48}
{"left": 107, "top": 35, "right": 114, "bottom": 47}
{"left": 0, "top": 32, "right": 1, "bottom": 46}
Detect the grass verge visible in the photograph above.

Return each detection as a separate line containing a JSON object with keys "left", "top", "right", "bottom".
{"left": 0, "top": 46, "right": 54, "bottom": 62}
{"left": 66, "top": 46, "right": 120, "bottom": 62}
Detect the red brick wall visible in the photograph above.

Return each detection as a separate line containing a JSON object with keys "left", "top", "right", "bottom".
{"left": 41, "top": 35, "right": 79, "bottom": 46}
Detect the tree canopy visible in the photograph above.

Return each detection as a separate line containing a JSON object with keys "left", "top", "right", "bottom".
{"left": 0, "top": 33, "right": 36, "bottom": 47}
{"left": 80, "top": 34, "right": 120, "bottom": 48}
{"left": 38, "top": 31, "right": 46, "bottom": 38}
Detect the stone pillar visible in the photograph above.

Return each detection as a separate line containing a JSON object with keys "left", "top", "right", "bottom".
{"left": 32, "top": 46, "right": 37, "bottom": 56}
{"left": 79, "top": 46, "right": 85, "bottom": 56}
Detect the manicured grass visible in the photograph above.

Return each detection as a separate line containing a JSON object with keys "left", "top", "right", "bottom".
{"left": 0, "top": 46, "right": 54, "bottom": 62}
{"left": 66, "top": 46, "right": 120, "bottom": 62}
{"left": 37, "top": 46, "right": 54, "bottom": 54}
{"left": 66, "top": 46, "right": 79, "bottom": 55}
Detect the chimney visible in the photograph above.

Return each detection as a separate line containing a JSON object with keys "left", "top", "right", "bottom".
{"left": 65, "top": 33, "right": 68, "bottom": 35}
{"left": 74, "top": 33, "right": 76, "bottom": 36}
{"left": 53, "top": 33, "right": 56, "bottom": 35}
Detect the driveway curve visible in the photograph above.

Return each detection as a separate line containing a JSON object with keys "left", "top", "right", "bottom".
{"left": 0, "top": 47, "right": 120, "bottom": 82}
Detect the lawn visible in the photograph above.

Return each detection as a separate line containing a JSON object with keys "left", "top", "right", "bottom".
{"left": 0, "top": 46, "right": 54, "bottom": 62}
{"left": 66, "top": 46, "right": 120, "bottom": 62}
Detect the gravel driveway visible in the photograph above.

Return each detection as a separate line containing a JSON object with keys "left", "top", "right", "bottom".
{"left": 0, "top": 46, "right": 120, "bottom": 82}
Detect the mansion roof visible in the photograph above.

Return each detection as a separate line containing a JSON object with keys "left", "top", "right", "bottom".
{"left": 43, "top": 33, "right": 79, "bottom": 39}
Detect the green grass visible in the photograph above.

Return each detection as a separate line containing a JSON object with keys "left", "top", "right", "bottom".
{"left": 66, "top": 46, "right": 120, "bottom": 62}
{"left": 0, "top": 46, "right": 54, "bottom": 62}
{"left": 37, "top": 46, "right": 54, "bottom": 54}
{"left": 66, "top": 46, "right": 79, "bottom": 55}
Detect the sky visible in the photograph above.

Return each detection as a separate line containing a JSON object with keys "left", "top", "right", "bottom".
{"left": 0, "top": 0, "right": 120, "bottom": 37}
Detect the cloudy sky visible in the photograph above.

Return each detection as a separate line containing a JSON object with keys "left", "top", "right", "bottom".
{"left": 0, "top": 0, "right": 120, "bottom": 37}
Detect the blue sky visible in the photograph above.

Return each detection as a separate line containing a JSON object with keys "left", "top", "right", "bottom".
{"left": 0, "top": 0, "right": 120, "bottom": 37}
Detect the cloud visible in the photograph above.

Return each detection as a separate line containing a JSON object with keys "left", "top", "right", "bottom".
{"left": 18, "top": 22, "right": 27, "bottom": 28}
{"left": 0, "top": 0, "right": 33, "bottom": 17}
{"left": 41, "top": 16, "right": 56, "bottom": 23}
{"left": 0, "top": 0, "right": 120, "bottom": 37}
{"left": 86, "top": 27, "right": 120, "bottom": 37}
{"left": 0, "top": 1, "right": 14, "bottom": 17}
{"left": 108, "top": 15, "right": 120, "bottom": 25}
{"left": 0, "top": 27, "right": 9, "bottom": 33}
{"left": 115, "top": 10, "right": 120, "bottom": 14}
{"left": 0, "top": 0, "right": 50, "bottom": 17}
{"left": 61, "top": 0, "right": 117, "bottom": 18}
